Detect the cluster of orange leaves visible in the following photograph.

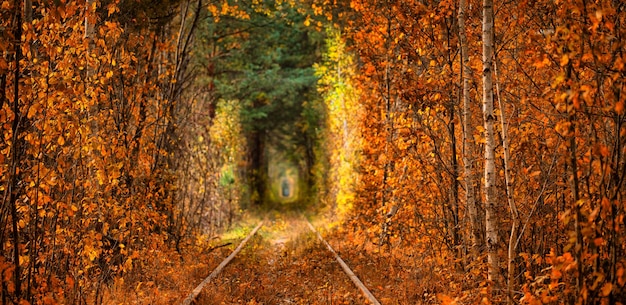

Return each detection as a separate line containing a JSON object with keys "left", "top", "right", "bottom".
{"left": 0, "top": 0, "right": 208, "bottom": 303}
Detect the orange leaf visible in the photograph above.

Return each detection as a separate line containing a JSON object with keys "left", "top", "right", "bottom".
{"left": 437, "top": 294, "right": 458, "bottom": 305}
{"left": 616, "top": 101, "right": 624, "bottom": 115}
{"left": 600, "top": 282, "right": 613, "bottom": 297}
{"left": 560, "top": 54, "right": 570, "bottom": 66}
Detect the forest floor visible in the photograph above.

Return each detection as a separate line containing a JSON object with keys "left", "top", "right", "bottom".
{"left": 104, "top": 212, "right": 455, "bottom": 304}
{"left": 194, "top": 213, "right": 366, "bottom": 304}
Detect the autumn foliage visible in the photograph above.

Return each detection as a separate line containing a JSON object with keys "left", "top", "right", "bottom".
{"left": 316, "top": 0, "right": 626, "bottom": 303}
{"left": 2, "top": 0, "right": 626, "bottom": 304}
{"left": 0, "top": 0, "right": 223, "bottom": 303}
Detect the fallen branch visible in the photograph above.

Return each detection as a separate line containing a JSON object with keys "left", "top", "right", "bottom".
{"left": 206, "top": 242, "right": 233, "bottom": 253}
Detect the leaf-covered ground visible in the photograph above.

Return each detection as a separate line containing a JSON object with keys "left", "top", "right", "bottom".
{"left": 194, "top": 215, "right": 367, "bottom": 304}
{"left": 102, "top": 213, "right": 481, "bottom": 305}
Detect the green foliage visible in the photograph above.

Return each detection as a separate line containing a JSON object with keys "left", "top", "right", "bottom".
{"left": 219, "top": 166, "right": 236, "bottom": 187}
{"left": 194, "top": 0, "right": 325, "bottom": 208}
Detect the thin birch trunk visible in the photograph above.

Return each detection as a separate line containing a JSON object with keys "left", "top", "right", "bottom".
{"left": 481, "top": 0, "right": 500, "bottom": 287}
{"left": 494, "top": 53, "right": 519, "bottom": 304}
{"left": 458, "top": 0, "right": 481, "bottom": 259}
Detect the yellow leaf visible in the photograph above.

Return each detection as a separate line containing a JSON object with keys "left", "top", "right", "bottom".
{"left": 595, "top": 10, "right": 603, "bottom": 20}
{"left": 107, "top": 4, "right": 117, "bottom": 16}
{"left": 96, "top": 170, "right": 106, "bottom": 185}
{"left": 124, "top": 257, "right": 133, "bottom": 271}
{"left": 600, "top": 282, "right": 612, "bottom": 297}
{"left": 85, "top": 245, "right": 98, "bottom": 261}
{"left": 27, "top": 104, "right": 38, "bottom": 119}
{"left": 560, "top": 54, "right": 570, "bottom": 66}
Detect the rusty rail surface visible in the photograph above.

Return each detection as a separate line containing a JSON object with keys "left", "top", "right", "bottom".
{"left": 306, "top": 219, "right": 382, "bottom": 305}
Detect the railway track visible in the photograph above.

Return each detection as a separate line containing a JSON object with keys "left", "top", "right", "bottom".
{"left": 182, "top": 217, "right": 381, "bottom": 305}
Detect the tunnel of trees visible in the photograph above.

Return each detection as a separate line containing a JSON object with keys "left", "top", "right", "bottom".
{"left": 1, "top": 0, "right": 625, "bottom": 304}
{"left": 194, "top": 1, "right": 323, "bottom": 208}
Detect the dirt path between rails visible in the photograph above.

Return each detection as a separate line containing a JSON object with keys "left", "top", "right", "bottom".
{"left": 194, "top": 214, "right": 366, "bottom": 305}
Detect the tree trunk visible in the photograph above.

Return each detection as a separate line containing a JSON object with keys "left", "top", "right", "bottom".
{"left": 23, "top": 0, "right": 31, "bottom": 23}
{"left": 566, "top": 62, "right": 583, "bottom": 302}
{"left": 7, "top": 3, "right": 23, "bottom": 300}
{"left": 448, "top": 98, "right": 461, "bottom": 261}
{"left": 494, "top": 52, "right": 519, "bottom": 304}
{"left": 481, "top": 0, "right": 500, "bottom": 287}
{"left": 249, "top": 129, "right": 266, "bottom": 205}
{"left": 458, "top": 0, "right": 481, "bottom": 259}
